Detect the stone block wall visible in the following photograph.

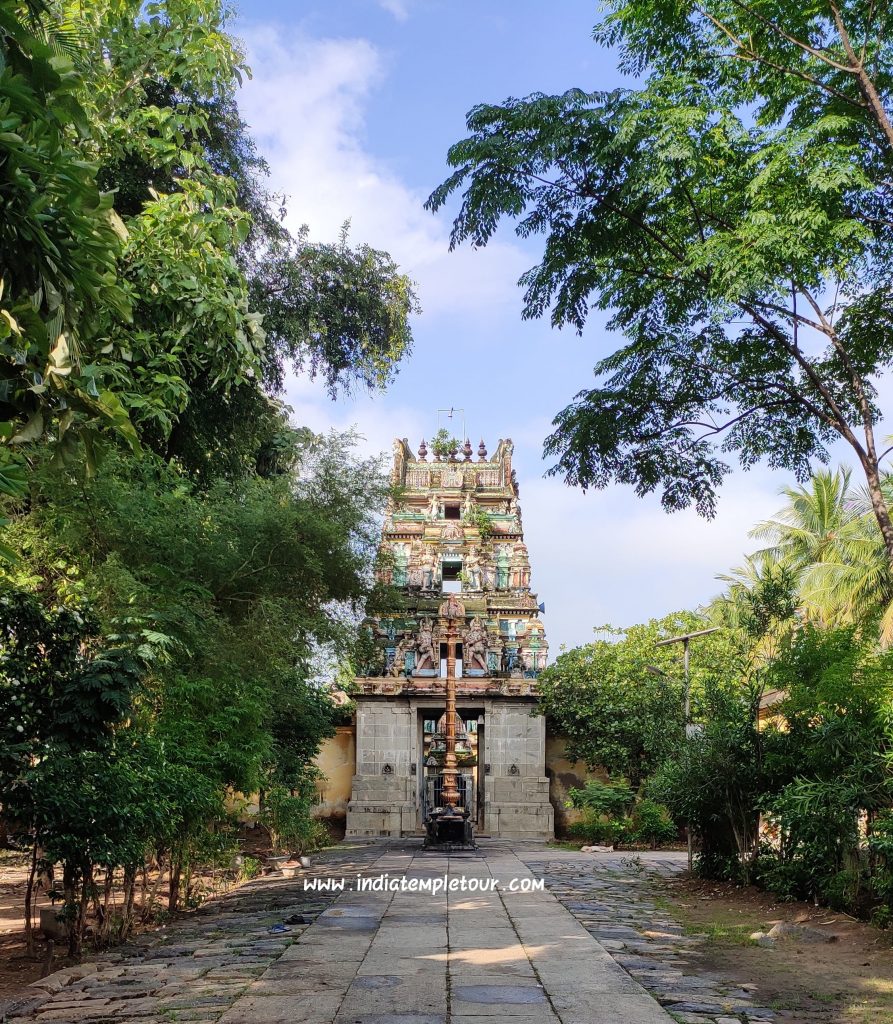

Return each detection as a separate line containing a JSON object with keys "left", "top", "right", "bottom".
{"left": 544, "top": 733, "right": 606, "bottom": 836}
{"left": 345, "top": 695, "right": 554, "bottom": 839}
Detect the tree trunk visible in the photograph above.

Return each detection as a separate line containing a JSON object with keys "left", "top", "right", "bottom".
{"left": 861, "top": 458, "right": 893, "bottom": 566}
{"left": 143, "top": 853, "right": 165, "bottom": 922}
{"left": 24, "top": 843, "right": 37, "bottom": 958}
{"left": 63, "top": 862, "right": 86, "bottom": 960}
{"left": 98, "top": 868, "right": 114, "bottom": 946}
{"left": 120, "top": 865, "right": 137, "bottom": 941}
{"left": 168, "top": 859, "right": 181, "bottom": 913}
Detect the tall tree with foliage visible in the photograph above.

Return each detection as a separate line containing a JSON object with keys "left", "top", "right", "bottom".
{"left": 0, "top": 0, "right": 416, "bottom": 947}
{"left": 750, "top": 468, "right": 893, "bottom": 639}
{"left": 428, "top": 1, "right": 893, "bottom": 562}
{"left": 0, "top": 1, "right": 133, "bottom": 492}
{"left": 537, "top": 612, "right": 746, "bottom": 786}
{"left": 0, "top": 586, "right": 153, "bottom": 954}
{"left": 2, "top": 0, "right": 417, "bottom": 489}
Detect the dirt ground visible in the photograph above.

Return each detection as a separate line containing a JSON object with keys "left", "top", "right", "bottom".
{"left": 0, "top": 827, "right": 281, "bottom": 1004}
{"left": 663, "top": 875, "right": 893, "bottom": 1024}
{"left": 0, "top": 850, "right": 55, "bottom": 1001}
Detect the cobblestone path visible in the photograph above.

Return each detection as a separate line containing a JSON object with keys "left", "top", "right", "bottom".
{"left": 1, "top": 844, "right": 368, "bottom": 1024}
{"left": 520, "top": 849, "right": 777, "bottom": 1024}
{"left": 1, "top": 841, "right": 678, "bottom": 1024}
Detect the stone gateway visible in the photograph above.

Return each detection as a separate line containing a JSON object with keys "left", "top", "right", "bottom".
{"left": 346, "top": 436, "right": 554, "bottom": 839}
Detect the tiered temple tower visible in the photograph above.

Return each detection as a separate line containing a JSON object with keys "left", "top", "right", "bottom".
{"left": 345, "top": 436, "right": 554, "bottom": 839}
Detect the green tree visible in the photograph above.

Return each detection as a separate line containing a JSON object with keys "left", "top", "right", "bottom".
{"left": 750, "top": 468, "right": 893, "bottom": 639}
{"left": 0, "top": 586, "right": 150, "bottom": 955}
{"left": 67, "top": 0, "right": 416, "bottom": 447}
{"left": 651, "top": 680, "right": 770, "bottom": 878}
{"left": 427, "top": 1, "right": 893, "bottom": 562}
{"left": 0, "top": 1, "right": 133, "bottom": 485}
{"left": 757, "top": 626, "right": 893, "bottom": 908}
{"left": 3, "top": 0, "right": 417, "bottom": 489}
{"left": 537, "top": 612, "right": 745, "bottom": 785}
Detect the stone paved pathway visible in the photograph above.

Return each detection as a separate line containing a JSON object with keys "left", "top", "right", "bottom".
{"left": 2, "top": 841, "right": 677, "bottom": 1024}
{"left": 520, "top": 849, "right": 778, "bottom": 1024}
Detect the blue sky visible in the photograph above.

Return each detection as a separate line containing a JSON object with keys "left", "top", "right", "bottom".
{"left": 232, "top": 1, "right": 838, "bottom": 654}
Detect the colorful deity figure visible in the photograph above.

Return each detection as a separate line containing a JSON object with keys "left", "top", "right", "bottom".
{"left": 510, "top": 541, "right": 531, "bottom": 588}
{"left": 388, "top": 634, "right": 413, "bottom": 677}
{"left": 464, "top": 545, "right": 483, "bottom": 590}
{"left": 502, "top": 645, "right": 518, "bottom": 673}
{"left": 495, "top": 544, "right": 511, "bottom": 589}
{"left": 414, "top": 617, "right": 436, "bottom": 671}
{"left": 462, "top": 491, "right": 475, "bottom": 519}
{"left": 441, "top": 520, "right": 463, "bottom": 542}
{"left": 428, "top": 494, "right": 441, "bottom": 521}
{"left": 463, "top": 616, "right": 488, "bottom": 672}
{"left": 391, "top": 541, "right": 409, "bottom": 586}
{"left": 421, "top": 546, "right": 437, "bottom": 589}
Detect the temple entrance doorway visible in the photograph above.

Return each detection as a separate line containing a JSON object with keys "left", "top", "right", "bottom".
{"left": 417, "top": 707, "right": 485, "bottom": 832}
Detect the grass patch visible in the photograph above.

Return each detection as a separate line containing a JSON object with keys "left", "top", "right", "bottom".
{"left": 684, "top": 920, "right": 761, "bottom": 945}
{"left": 808, "top": 990, "right": 842, "bottom": 1004}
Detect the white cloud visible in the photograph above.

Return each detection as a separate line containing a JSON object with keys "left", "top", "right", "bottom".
{"left": 237, "top": 27, "right": 529, "bottom": 319}
{"left": 376, "top": 0, "right": 411, "bottom": 20}
{"left": 284, "top": 376, "right": 427, "bottom": 464}
{"left": 519, "top": 468, "right": 789, "bottom": 654}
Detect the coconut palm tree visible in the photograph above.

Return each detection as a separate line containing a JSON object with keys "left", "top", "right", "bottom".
{"left": 749, "top": 468, "right": 893, "bottom": 642}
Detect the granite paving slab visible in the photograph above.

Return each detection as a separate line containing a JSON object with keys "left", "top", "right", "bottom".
{"left": 3, "top": 841, "right": 681, "bottom": 1024}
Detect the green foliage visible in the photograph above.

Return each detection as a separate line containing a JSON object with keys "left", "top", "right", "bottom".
{"left": 261, "top": 784, "right": 328, "bottom": 856}
{"left": 430, "top": 428, "right": 460, "bottom": 459}
{"left": 747, "top": 468, "right": 893, "bottom": 643}
{"left": 251, "top": 223, "right": 418, "bottom": 396}
{"left": 568, "top": 778, "right": 634, "bottom": 817}
{"left": 0, "top": 586, "right": 157, "bottom": 953}
{"left": 538, "top": 611, "right": 744, "bottom": 785}
{"left": 428, "top": 2, "right": 893, "bottom": 558}
{"left": 239, "top": 855, "right": 261, "bottom": 881}
{"left": 630, "top": 799, "right": 677, "bottom": 850}
{"left": 2, "top": 428, "right": 385, "bottom": 940}
{"left": 0, "top": 1, "right": 133, "bottom": 474}
{"left": 566, "top": 786, "right": 676, "bottom": 849}
{"left": 758, "top": 779, "right": 865, "bottom": 907}
{"left": 568, "top": 814, "right": 630, "bottom": 848}
{"left": 463, "top": 507, "right": 493, "bottom": 540}
{"left": 0, "top": 0, "right": 415, "bottom": 961}
{"left": 0, "top": 587, "right": 143, "bottom": 794}
{"left": 2, "top": 0, "right": 416, "bottom": 495}
{"left": 650, "top": 680, "right": 768, "bottom": 876}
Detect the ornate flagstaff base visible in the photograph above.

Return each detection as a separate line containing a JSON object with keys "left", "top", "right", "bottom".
{"left": 423, "top": 807, "right": 476, "bottom": 849}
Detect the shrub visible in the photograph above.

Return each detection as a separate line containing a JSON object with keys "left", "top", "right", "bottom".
{"left": 568, "top": 778, "right": 635, "bottom": 817}
{"left": 261, "top": 786, "right": 328, "bottom": 855}
{"left": 430, "top": 429, "right": 460, "bottom": 459}
{"left": 568, "top": 814, "right": 631, "bottom": 847}
{"left": 761, "top": 778, "right": 863, "bottom": 905}
{"left": 631, "top": 799, "right": 677, "bottom": 849}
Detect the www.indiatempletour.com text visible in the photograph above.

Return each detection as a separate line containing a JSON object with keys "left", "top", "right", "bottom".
{"left": 302, "top": 875, "right": 545, "bottom": 894}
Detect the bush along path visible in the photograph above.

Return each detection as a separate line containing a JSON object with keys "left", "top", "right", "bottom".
{"left": 0, "top": 845, "right": 373, "bottom": 1024}
{"left": 522, "top": 849, "right": 778, "bottom": 1024}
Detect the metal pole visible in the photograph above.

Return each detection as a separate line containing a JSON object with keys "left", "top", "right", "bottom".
{"left": 683, "top": 636, "right": 692, "bottom": 871}
{"left": 441, "top": 614, "right": 460, "bottom": 809}
{"left": 655, "top": 627, "right": 718, "bottom": 873}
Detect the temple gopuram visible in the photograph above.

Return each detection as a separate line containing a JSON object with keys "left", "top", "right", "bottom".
{"left": 345, "top": 435, "right": 555, "bottom": 839}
